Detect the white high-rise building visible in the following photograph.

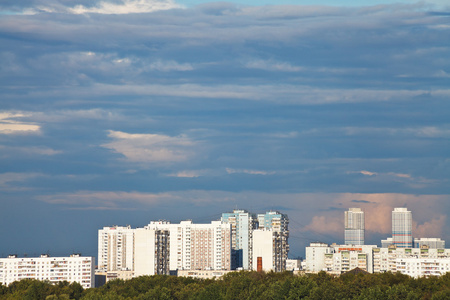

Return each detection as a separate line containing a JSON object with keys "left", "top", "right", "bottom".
{"left": 0, "top": 254, "right": 95, "bottom": 288}
{"left": 99, "top": 220, "right": 232, "bottom": 276}
{"left": 134, "top": 228, "right": 170, "bottom": 277}
{"left": 392, "top": 208, "right": 412, "bottom": 248}
{"left": 256, "top": 211, "right": 289, "bottom": 270}
{"left": 257, "top": 211, "right": 289, "bottom": 233}
{"left": 98, "top": 225, "right": 135, "bottom": 272}
{"left": 252, "top": 229, "right": 289, "bottom": 272}
{"left": 221, "top": 209, "right": 257, "bottom": 270}
{"left": 345, "top": 208, "right": 364, "bottom": 245}
{"left": 145, "top": 220, "right": 232, "bottom": 271}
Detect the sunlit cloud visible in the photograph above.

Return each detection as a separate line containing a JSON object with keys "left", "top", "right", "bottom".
{"left": 69, "top": 0, "right": 181, "bottom": 14}
{"left": 0, "top": 112, "right": 40, "bottom": 135}
{"left": 167, "top": 170, "right": 203, "bottom": 178}
{"left": 20, "top": 0, "right": 182, "bottom": 15}
{"left": 414, "top": 215, "right": 447, "bottom": 238}
{"left": 147, "top": 60, "right": 194, "bottom": 72}
{"left": 0, "top": 146, "right": 61, "bottom": 156}
{"left": 102, "top": 130, "right": 196, "bottom": 164}
{"left": 226, "top": 168, "right": 276, "bottom": 175}
{"left": 245, "top": 59, "right": 303, "bottom": 72}
{"left": 0, "top": 172, "right": 43, "bottom": 191}
{"left": 360, "top": 170, "right": 377, "bottom": 176}
{"left": 300, "top": 193, "right": 448, "bottom": 239}
{"left": 37, "top": 190, "right": 174, "bottom": 210}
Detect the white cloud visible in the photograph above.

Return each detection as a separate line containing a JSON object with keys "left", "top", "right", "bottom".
{"left": 414, "top": 215, "right": 447, "bottom": 238}
{"left": 245, "top": 59, "right": 303, "bottom": 72}
{"left": 36, "top": 190, "right": 450, "bottom": 239}
{"left": 58, "top": 83, "right": 450, "bottom": 105}
{"left": 0, "top": 146, "right": 61, "bottom": 156}
{"left": 38, "top": 190, "right": 174, "bottom": 210}
{"left": 340, "top": 126, "right": 450, "bottom": 138}
{"left": 0, "top": 172, "right": 43, "bottom": 190}
{"left": 147, "top": 60, "right": 193, "bottom": 72}
{"left": 22, "top": 0, "right": 182, "bottom": 15}
{"left": 226, "top": 168, "right": 275, "bottom": 175}
{"left": 102, "top": 130, "right": 196, "bottom": 164}
{"left": 167, "top": 170, "right": 203, "bottom": 178}
{"left": 388, "top": 172, "right": 411, "bottom": 179}
{"left": 0, "top": 112, "right": 40, "bottom": 135}
{"left": 299, "top": 193, "right": 448, "bottom": 236}
{"left": 69, "top": 0, "right": 181, "bottom": 14}
{"left": 360, "top": 170, "right": 377, "bottom": 176}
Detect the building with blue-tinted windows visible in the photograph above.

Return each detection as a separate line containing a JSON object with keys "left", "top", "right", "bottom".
{"left": 392, "top": 207, "right": 412, "bottom": 248}
{"left": 221, "top": 210, "right": 257, "bottom": 270}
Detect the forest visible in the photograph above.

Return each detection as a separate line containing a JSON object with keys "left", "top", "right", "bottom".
{"left": 1, "top": 271, "right": 450, "bottom": 299}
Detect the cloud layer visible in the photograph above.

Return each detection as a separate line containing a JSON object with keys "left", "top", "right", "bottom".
{"left": 0, "top": 1, "right": 449, "bottom": 258}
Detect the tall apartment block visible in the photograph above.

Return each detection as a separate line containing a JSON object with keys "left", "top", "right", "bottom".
{"left": 99, "top": 221, "right": 232, "bottom": 276}
{"left": 0, "top": 254, "right": 95, "bottom": 289}
{"left": 134, "top": 228, "right": 170, "bottom": 277}
{"left": 98, "top": 225, "right": 135, "bottom": 272}
{"left": 221, "top": 209, "right": 257, "bottom": 270}
{"left": 252, "top": 229, "right": 290, "bottom": 272}
{"left": 345, "top": 208, "right": 365, "bottom": 245}
{"left": 257, "top": 211, "right": 289, "bottom": 233}
{"left": 145, "top": 220, "right": 232, "bottom": 272}
{"left": 98, "top": 211, "right": 289, "bottom": 277}
{"left": 392, "top": 208, "right": 412, "bottom": 248}
{"left": 253, "top": 211, "right": 289, "bottom": 271}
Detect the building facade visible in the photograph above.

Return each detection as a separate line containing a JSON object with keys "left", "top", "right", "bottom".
{"left": 221, "top": 209, "right": 257, "bottom": 270}
{"left": 345, "top": 208, "right": 365, "bottom": 245}
{"left": 305, "top": 243, "right": 377, "bottom": 274}
{"left": 285, "top": 258, "right": 302, "bottom": 271}
{"left": 257, "top": 211, "right": 289, "bottom": 271}
{"left": 144, "top": 220, "right": 232, "bottom": 272}
{"left": 134, "top": 228, "right": 170, "bottom": 277}
{"left": 324, "top": 251, "right": 368, "bottom": 275}
{"left": 252, "top": 229, "right": 289, "bottom": 272}
{"left": 373, "top": 246, "right": 450, "bottom": 277}
{"left": 392, "top": 208, "right": 412, "bottom": 248}
{"left": 98, "top": 225, "right": 134, "bottom": 273}
{"left": 0, "top": 254, "right": 95, "bottom": 289}
{"left": 257, "top": 211, "right": 289, "bottom": 233}
{"left": 414, "top": 238, "right": 445, "bottom": 249}
{"left": 305, "top": 242, "right": 333, "bottom": 273}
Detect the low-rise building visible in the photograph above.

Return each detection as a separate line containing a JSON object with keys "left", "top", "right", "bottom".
{"left": 286, "top": 258, "right": 301, "bottom": 271}
{"left": 0, "top": 254, "right": 95, "bottom": 288}
{"left": 373, "top": 246, "right": 450, "bottom": 277}
{"left": 305, "top": 243, "right": 377, "bottom": 274}
{"left": 177, "top": 270, "right": 232, "bottom": 279}
{"left": 414, "top": 238, "right": 445, "bottom": 249}
{"left": 305, "top": 242, "right": 333, "bottom": 273}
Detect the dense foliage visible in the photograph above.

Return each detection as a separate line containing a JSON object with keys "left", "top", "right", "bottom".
{"left": 2, "top": 271, "right": 450, "bottom": 299}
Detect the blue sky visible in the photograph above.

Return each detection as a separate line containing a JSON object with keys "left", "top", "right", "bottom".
{"left": 0, "top": 0, "right": 450, "bottom": 260}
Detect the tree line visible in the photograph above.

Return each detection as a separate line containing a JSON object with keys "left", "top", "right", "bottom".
{"left": 2, "top": 271, "right": 450, "bottom": 299}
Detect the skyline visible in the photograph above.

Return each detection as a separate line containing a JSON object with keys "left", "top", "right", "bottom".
{"left": 1, "top": 0, "right": 450, "bottom": 259}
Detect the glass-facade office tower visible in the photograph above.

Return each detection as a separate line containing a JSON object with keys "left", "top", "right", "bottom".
{"left": 345, "top": 208, "right": 365, "bottom": 245}
{"left": 392, "top": 207, "right": 412, "bottom": 248}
